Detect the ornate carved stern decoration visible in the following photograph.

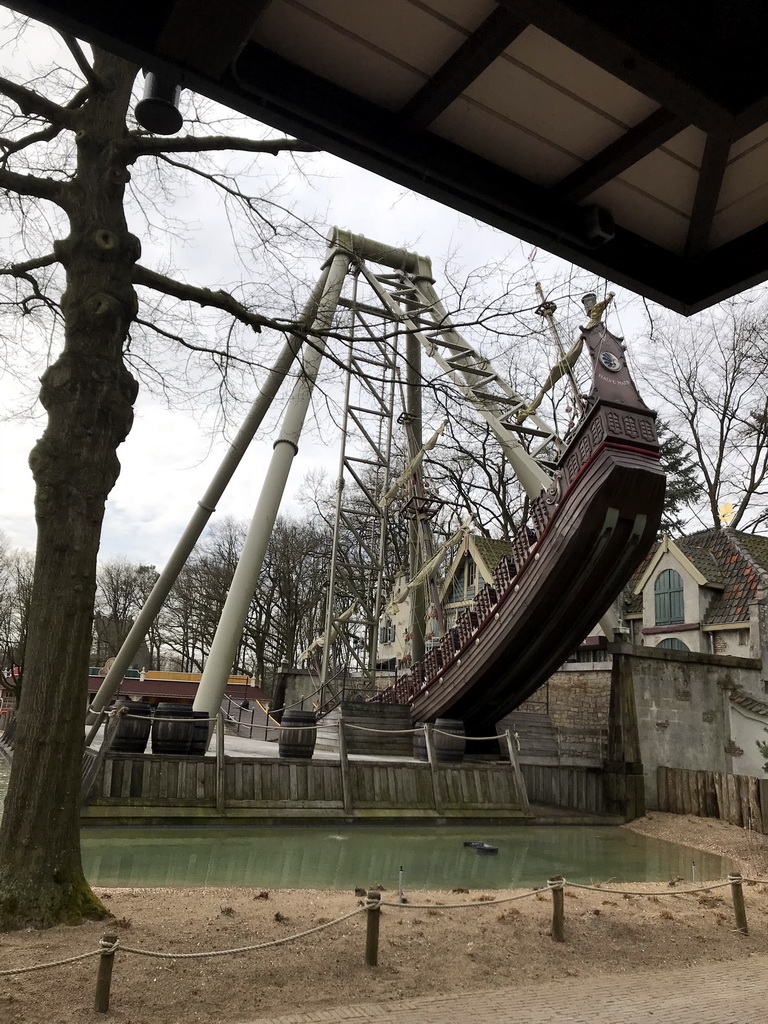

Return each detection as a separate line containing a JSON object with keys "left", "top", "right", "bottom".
{"left": 561, "top": 324, "right": 658, "bottom": 491}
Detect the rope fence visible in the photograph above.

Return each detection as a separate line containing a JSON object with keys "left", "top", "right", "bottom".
{"left": 2, "top": 872, "right": 764, "bottom": 1010}
{"left": 379, "top": 888, "right": 543, "bottom": 910}
{"left": 109, "top": 714, "right": 509, "bottom": 736}
{"left": 119, "top": 904, "right": 367, "bottom": 960}
{"left": 0, "top": 947, "right": 104, "bottom": 978}
{"left": 563, "top": 878, "right": 734, "bottom": 897}
{"left": 109, "top": 715, "right": 509, "bottom": 742}
{"left": 344, "top": 723, "right": 419, "bottom": 735}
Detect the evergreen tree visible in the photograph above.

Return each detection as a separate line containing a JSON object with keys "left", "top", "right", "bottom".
{"left": 657, "top": 421, "right": 704, "bottom": 536}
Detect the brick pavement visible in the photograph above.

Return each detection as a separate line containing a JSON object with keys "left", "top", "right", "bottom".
{"left": 245, "top": 954, "right": 766, "bottom": 1023}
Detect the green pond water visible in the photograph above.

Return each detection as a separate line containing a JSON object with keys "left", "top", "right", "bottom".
{"left": 0, "top": 761, "right": 732, "bottom": 888}
{"left": 79, "top": 825, "right": 731, "bottom": 889}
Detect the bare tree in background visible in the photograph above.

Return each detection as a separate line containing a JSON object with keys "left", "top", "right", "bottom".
{"left": 160, "top": 558, "right": 214, "bottom": 672}
{"left": 184, "top": 515, "right": 329, "bottom": 688}
{"left": 92, "top": 558, "right": 158, "bottom": 665}
{"left": 85, "top": 515, "right": 329, "bottom": 692}
{"left": 417, "top": 274, "right": 592, "bottom": 541}
{"left": 427, "top": 416, "right": 526, "bottom": 540}
{"left": 0, "top": 535, "right": 34, "bottom": 698}
{"left": 640, "top": 295, "right": 768, "bottom": 531}
{"left": 0, "top": 20, "right": 316, "bottom": 930}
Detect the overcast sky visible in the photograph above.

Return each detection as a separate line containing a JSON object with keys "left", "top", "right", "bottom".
{"left": 0, "top": 17, "right": 651, "bottom": 568}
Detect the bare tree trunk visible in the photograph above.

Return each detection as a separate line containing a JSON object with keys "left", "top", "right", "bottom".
{"left": 0, "top": 52, "right": 139, "bottom": 930}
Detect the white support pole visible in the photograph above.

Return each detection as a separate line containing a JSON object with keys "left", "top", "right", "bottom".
{"left": 418, "top": 280, "right": 553, "bottom": 498}
{"left": 359, "top": 262, "right": 554, "bottom": 499}
{"left": 405, "top": 317, "right": 427, "bottom": 668}
{"left": 216, "top": 708, "right": 226, "bottom": 815}
{"left": 318, "top": 317, "right": 356, "bottom": 708}
{"left": 192, "top": 247, "right": 352, "bottom": 724}
{"left": 87, "top": 262, "right": 333, "bottom": 718}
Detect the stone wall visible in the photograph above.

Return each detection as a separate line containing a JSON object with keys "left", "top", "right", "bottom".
{"left": 512, "top": 667, "right": 611, "bottom": 764}
{"left": 546, "top": 666, "right": 612, "bottom": 732}
{"left": 517, "top": 650, "right": 766, "bottom": 796}
{"left": 609, "top": 643, "right": 761, "bottom": 808}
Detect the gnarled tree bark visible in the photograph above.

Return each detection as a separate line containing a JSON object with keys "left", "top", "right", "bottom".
{"left": 0, "top": 51, "right": 139, "bottom": 930}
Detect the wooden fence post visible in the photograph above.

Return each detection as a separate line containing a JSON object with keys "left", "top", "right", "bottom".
{"left": 84, "top": 706, "right": 107, "bottom": 748}
{"left": 94, "top": 931, "right": 118, "bottom": 1012}
{"left": 424, "top": 723, "right": 442, "bottom": 813}
{"left": 729, "top": 873, "right": 749, "bottom": 935}
{"left": 365, "top": 891, "right": 381, "bottom": 966}
{"left": 549, "top": 876, "right": 565, "bottom": 942}
{"left": 504, "top": 728, "right": 530, "bottom": 812}
{"left": 338, "top": 719, "right": 352, "bottom": 815}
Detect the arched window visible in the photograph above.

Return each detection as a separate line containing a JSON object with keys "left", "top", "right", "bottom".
{"left": 657, "top": 637, "right": 689, "bottom": 651}
{"left": 654, "top": 569, "right": 684, "bottom": 625}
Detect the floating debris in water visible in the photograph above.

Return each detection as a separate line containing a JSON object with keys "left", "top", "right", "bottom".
{"left": 463, "top": 841, "right": 498, "bottom": 855}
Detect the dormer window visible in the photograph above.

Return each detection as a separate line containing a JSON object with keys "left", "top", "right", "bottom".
{"left": 467, "top": 560, "right": 477, "bottom": 598}
{"left": 449, "top": 557, "right": 478, "bottom": 603}
{"left": 654, "top": 569, "right": 684, "bottom": 625}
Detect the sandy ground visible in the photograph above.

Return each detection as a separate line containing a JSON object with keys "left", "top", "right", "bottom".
{"left": 2, "top": 813, "right": 768, "bottom": 1024}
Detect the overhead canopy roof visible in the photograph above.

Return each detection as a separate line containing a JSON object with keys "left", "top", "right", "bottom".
{"left": 9, "top": 0, "right": 768, "bottom": 313}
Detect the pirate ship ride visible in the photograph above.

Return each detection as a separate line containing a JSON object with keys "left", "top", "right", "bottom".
{"left": 86, "top": 229, "right": 664, "bottom": 742}
{"left": 374, "top": 313, "right": 665, "bottom": 737}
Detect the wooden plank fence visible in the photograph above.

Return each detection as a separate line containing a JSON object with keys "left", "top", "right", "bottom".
{"left": 657, "top": 766, "right": 768, "bottom": 832}
{"left": 521, "top": 764, "right": 606, "bottom": 814}
{"left": 83, "top": 753, "right": 530, "bottom": 821}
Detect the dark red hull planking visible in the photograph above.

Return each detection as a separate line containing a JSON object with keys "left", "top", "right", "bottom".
{"left": 386, "top": 323, "right": 666, "bottom": 735}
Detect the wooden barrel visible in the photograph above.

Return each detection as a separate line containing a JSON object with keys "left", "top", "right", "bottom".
{"left": 151, "top": 703, "right": 195, "bottom": 755}
{"left": 278, "top": 709, "right": 316, "bottom": 759}
{"left": 111, "top": 700, "right": 152, "bottom": 753}
{"left": 188, "top": 711, "right": 211, "bottom": 756}
{"left": 412, "top": 725, "right": 428, "bottom": 761}
{"left": 434, "top": 718, "right": 466, "bottom": 762}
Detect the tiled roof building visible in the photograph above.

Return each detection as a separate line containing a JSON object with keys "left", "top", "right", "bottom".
{"left": 623, "top": 529, "right": 768, "bottom": 659}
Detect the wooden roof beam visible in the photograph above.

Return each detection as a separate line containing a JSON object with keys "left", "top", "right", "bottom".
{"left": 400, "top": 5, "right": 529, "bottom": 129}
{"left": 554, "top": 107, "right": 687, "bottom": 203}
{"left": 734, "top": 96, "right": 768, "bottom": 144}
{"left": 689, "top": 219, "right": 768, "bottom": 310}
{"left": 684, "top": 129, "right": 733, "bottom": 260}
{"left": 502, "top": 0, "right": 732, "bottom": 134}
{"left": 157, "top": 0, "right": 273, "bottom": 79}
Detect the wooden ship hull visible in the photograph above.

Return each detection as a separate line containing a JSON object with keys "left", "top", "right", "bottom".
{"left": 378, "top": 323, "right": 665, "bottom": 736}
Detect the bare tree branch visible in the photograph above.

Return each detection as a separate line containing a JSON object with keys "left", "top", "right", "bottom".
{"left": 0, "top": 73, "right": 82, "bottom": 129}
{"left": 0, "top": 84, "right": 90, "bottom": 167}
{"left": 0, "top": 252, "right": 57, "bottom": 274}
{"left": 155, "top": 152, "right": 280, "bottom": 233}
{"left": 59, "top": 34, "right": 100, "bottom": 90}
{"left": 131, "top": 262, "right": 285, "bottom": 333}
{"left": 0, "top": 252, "right": 61, "bottom": 316}
{"left": 134, "top": 315, "right": 268, "bottom": 369}
{"left": 129, "top": 134, "right": 317, "bottom": 158}
{"left": 0, "top": 164, "right": 68, "bottom": 204}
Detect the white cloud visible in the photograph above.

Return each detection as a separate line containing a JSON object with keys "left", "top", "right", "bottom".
{"left": 0, "top": 16, "right": 637, "bottom": 568}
